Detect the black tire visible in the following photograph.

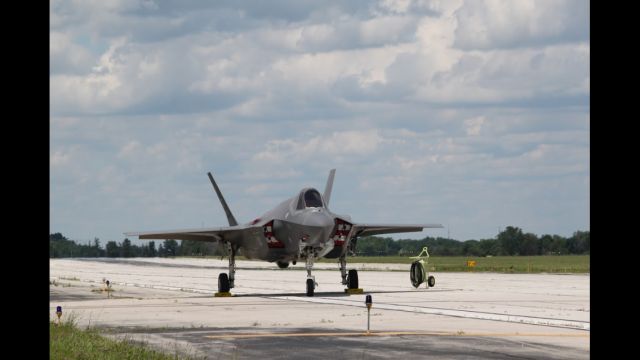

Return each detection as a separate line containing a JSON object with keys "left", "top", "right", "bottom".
{"left": 277, "top": 261, "right": 289, "bottom": 269}
{"left": 427, "top": 275, "right": 435, "bottom": 287}
{"left": 306, "top": 278, "right": 315, "bottom": 297}
{"left": 348, "top": 269, "right": 359, "bottom": 289}
{"left": 218, "top": 273, "right": 230, "bottom": 293}
{"left": 410, "top": 261, "right": 424, "bottom": 288}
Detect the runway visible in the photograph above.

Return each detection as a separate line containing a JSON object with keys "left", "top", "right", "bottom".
{"left": 50, "top": 257, "right": 589, "bottom": 359}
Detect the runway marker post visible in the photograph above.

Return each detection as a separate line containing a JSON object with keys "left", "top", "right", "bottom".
{"left": 365, "top": 294, "right": 372, "bottom": 334}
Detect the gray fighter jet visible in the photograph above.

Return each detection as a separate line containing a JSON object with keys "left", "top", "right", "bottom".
{"left": 125, "top": 169, "right": 442, "bottom": 296}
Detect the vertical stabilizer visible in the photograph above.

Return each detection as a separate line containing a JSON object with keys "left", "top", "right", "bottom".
{"left": 207, "top": 172, "right": 238, "bottom": 226}
{"left": 323, "top": 169, "right": 336, "bottom": 207}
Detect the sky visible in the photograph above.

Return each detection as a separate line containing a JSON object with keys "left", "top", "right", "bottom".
{"left": 50, "top": 0, "right": 589, "bottom": 246}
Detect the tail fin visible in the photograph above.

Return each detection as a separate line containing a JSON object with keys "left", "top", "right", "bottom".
{"left": 323, "top": 169, "right": 336, "bottom": 207}
{"left": 207, "top": 172, "right": 238, "bottom": 226}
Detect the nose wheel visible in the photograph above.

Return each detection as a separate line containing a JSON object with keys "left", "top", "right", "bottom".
{"left": 304, "top": 249, "right": 318, "bottom": 297}
{"left": 306, "top": 278, "right": 315, "bottom": 296}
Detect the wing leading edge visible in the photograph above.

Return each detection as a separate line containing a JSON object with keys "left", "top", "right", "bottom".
{"left": 124, "top": 224, "right": 255, "bottom": 243}
{"left": 351, "top": 223, "right": 443, "bottom": 237}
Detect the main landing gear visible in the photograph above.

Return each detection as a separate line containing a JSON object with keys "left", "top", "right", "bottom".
{"left": 340, "top": 255, "right": 359, "bottom": 289}
{"left": 304, "top": 254, "right": 360, "bottom": 296}
{"left": 216, "top": 242, "right": 236, "bottom": 296}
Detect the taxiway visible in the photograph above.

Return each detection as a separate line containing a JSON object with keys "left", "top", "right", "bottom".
{"left": 50, "top": 258, "right": 589, "bottom": 359}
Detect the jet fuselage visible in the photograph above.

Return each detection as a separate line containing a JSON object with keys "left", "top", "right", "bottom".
{"left": 237, "top": 187, "right": 353, "bottom": 263}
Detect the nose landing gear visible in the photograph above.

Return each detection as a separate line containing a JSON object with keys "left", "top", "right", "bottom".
{"left": 303, "top": 248, "right": 318, "bottom": 296}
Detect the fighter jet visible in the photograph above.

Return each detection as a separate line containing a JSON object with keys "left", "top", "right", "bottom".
{"left": 125, "top": 169, "right": 442, "bottom": 296}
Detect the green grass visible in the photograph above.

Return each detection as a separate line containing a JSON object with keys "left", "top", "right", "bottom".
{"left": 318, "top": 255, "right": 590, "bottom": 273}
{"left": 50, "top": 318, "right": 191, "bottom": 360}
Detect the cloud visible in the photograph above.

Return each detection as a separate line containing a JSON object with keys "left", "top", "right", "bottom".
{"left": 453, "top": 0, "right": 589, "bottom": 50}
{"left": 50, "top": 0, "right": 589, "bottom": 242}
{"left": 253, "top": 130, "right": 383, "bottom": 164}
{"left": 464, "top": 116, "right": 484, "bottom": 136}
{"left": 51, "top": 150, "right": 72, "bottom": 167}
{"left": 117, "top": 140, "right": 141, "bottom": 159}
{"left": 50, "top": 32, "right": 97, "bottom": 75}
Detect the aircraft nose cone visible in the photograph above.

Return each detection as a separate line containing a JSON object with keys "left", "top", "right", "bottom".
{"left": 301, "top": 210, "right": 334, "bottom": 245}
{"left": 302, "top": 210, "right": 334, "bottom": 228}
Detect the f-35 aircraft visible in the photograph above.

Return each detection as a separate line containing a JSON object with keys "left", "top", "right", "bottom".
{"left": 125, "top": 170, "right": 442, "bottom": 296}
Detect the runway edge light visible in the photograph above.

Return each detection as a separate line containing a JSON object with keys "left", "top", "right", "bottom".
{"left": 365, "top": 295, "right": 372, "bottom": 334}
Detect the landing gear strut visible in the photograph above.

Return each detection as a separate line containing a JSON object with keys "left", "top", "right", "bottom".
{"left": 305, "top": 251, "right": 316, "bottom": 296}
{"left": 340, "top": 255, "right": 360, "bottom": 291}
{"left": 217, "top": 242, "right": 236, "bottom": 294}
{"left": 339, "top": 256, "right": 348, "bottom": 285}
{"left": 339, "top": 256, "right": 359, "bottom": 289}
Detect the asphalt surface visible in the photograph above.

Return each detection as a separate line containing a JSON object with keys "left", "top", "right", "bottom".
{"left": 50, "top": 258, "right": 590, "bottom": 359}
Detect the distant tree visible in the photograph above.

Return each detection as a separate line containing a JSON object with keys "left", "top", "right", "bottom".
{"left": 476, "top": 238, "right": 498, "bottom": 256}
{"left": 49, "top": 233, "right": 78, "bottom": 257}
{"left": 567, "top": 231, "right": 589, "bottom": 254}
{"left": 158, "top": 244, "right": 166, "bottom": 257}
{"left": 462, "top": 240, "right": 481, "bottom": 256}
{"left": 163, "top": 240, "right": 179, "bottom": 257}
{"left": 129, "top": 243, "right": 143, "bottom": 257}
{"left": 50, "top": 233, "right": 68, "bottom": 242}
{"left": 358, "top": 237, "right": 395, "bottom": 256}
{"left": 121, "top": 238, "right": 132, "bottom": 257}
{"left": 106, "top": 241, "right": 119, "bottom": 257}
{"left": 520, "top": 233, "right": 539, "bottom": 255}
{"left": 397, "top": 239, "right": 422, "bottom": 256}
{"left": 539, "top": 235, "right": 554, "bottom": 255}
{"left": 581, "top": 231, "right": 590, "bottom": 254}
{"left": 148, "top": 241, "right": 157, "bottom": 257}
{"left": 92, "top": 238, "right": 103, "bottom": 257}
{"left": 549, "top": 235, "right": 567, "bottom": 254}
{"left": 181, "top": 240, "right": 218, "bottom": 256}
{"left": 498, "top": 227, "right": 524, "bottom": 255}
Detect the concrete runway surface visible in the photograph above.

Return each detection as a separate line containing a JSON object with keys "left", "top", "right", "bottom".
{"left": 50, "top": 258, "right": 589, "bottom": 359}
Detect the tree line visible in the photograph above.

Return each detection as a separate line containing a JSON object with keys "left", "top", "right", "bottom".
{"left": 49, "top": 233, "right": 224, "bottom": 258}
{"left": 357, "top": 226, "right": 589, "bottom": 256}
{"left": 49, "top": 226, "right": 589, "bottom": 259}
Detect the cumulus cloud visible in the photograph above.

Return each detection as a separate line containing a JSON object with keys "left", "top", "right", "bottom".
{"left": 51, "top": 149, "right": 72, "bottom": 167}
{"left": 254, "top": 130, "right": 383, "bottom": 164}
{"left": 51, "top": 0, "right": 589, "bottom": 116}
{"left": 464, "top": 116, "right": 484, "bottom": 136}
{"left": 50, "top": 0, "right": 589, "bottom": 242}
{"left": 453, "top": 0, "right": 589, "bottom": 50}
{"left": 50, "top": 32, "right": 97, "bottom": 75}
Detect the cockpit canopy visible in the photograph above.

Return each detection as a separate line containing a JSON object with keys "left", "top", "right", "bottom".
{"left": 296, "top": 188, "right": 324, "bottom": 209}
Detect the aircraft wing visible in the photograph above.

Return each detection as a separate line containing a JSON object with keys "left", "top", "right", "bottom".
{"left": 124, "top": 224, "right": 256, "bottom": 243}
{"left": 351, "top": 223, "right": 443, "bottom": 237}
